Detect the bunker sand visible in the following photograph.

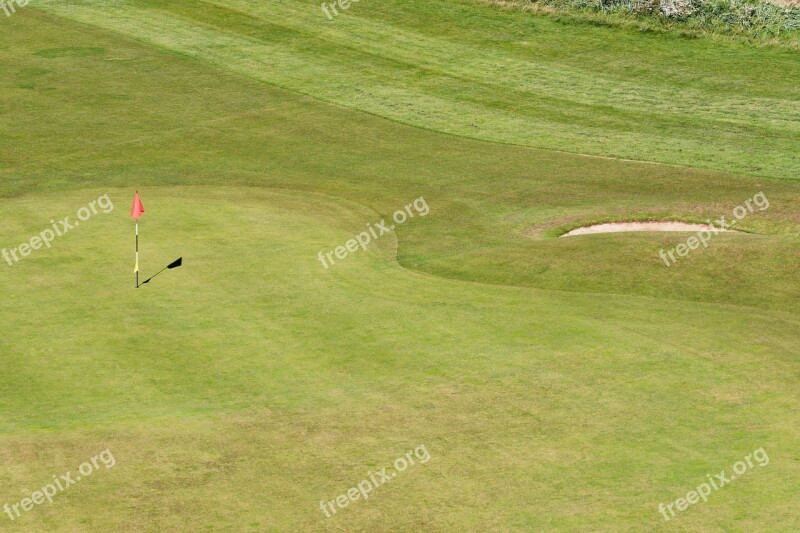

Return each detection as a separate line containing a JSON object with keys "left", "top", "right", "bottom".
{"left": 560, "top": 222, "right": 737, "bottom": 237}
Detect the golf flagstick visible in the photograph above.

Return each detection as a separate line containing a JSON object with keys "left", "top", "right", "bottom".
{"left": 131, "top": 192, "right": 145, "bottom": 288}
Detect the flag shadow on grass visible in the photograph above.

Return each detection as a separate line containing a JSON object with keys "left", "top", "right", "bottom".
{"left": 141, "top": 257, "right": 183, "bottom": 286}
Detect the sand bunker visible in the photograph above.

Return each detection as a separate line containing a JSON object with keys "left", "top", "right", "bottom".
{"left": 560, "top": 221, "right": 735, "bottom": 237}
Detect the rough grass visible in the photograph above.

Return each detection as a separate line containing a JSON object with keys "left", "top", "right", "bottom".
{"left": 490, "top": 0, "right": 800, "bottom": 45}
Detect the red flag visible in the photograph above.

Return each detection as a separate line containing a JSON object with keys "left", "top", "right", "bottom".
{"left": 131, "top": 192, "right": 145, "bottom": 220}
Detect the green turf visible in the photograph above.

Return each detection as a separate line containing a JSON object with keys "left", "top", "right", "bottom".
{"left": 31, "top": 0, "right": 800, "bottom": 182}
{"left": 0, "top": 2, "right": 798, "bottom": 532}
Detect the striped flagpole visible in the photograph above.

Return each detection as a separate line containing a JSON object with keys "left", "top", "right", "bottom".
{"left": 135, "top": 221, "right": 139, "bottom": 288}
{"left": 131, "top": 191, "right": 144, "bottom": 288}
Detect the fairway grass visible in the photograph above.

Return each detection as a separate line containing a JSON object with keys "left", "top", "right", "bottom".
{"left": 33, "top": 0, "right": 800, "bottom": 182}
{"left": 1, "top": 3, "right": 798, "bottom": 532}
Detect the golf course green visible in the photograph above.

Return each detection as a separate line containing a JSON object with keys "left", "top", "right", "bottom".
{"left": 1, "top": 0, "right": 798, "bottom": 531}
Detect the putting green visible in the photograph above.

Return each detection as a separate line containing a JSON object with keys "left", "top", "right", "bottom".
{"left": 1, "top": 187, "right": 797, "bottom": 530}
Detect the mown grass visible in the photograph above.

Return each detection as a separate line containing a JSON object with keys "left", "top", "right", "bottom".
{"left": 30, "top": 0, "right": 800, "bottom": 182}
{"left": 2, "top": 186, "right": 798, "bottom": 531}
{"left": 3, "top": 8, "right": 798, "bottom": 311}
{"left": 0, "top": 3, "right": 798, "bottom": 532}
